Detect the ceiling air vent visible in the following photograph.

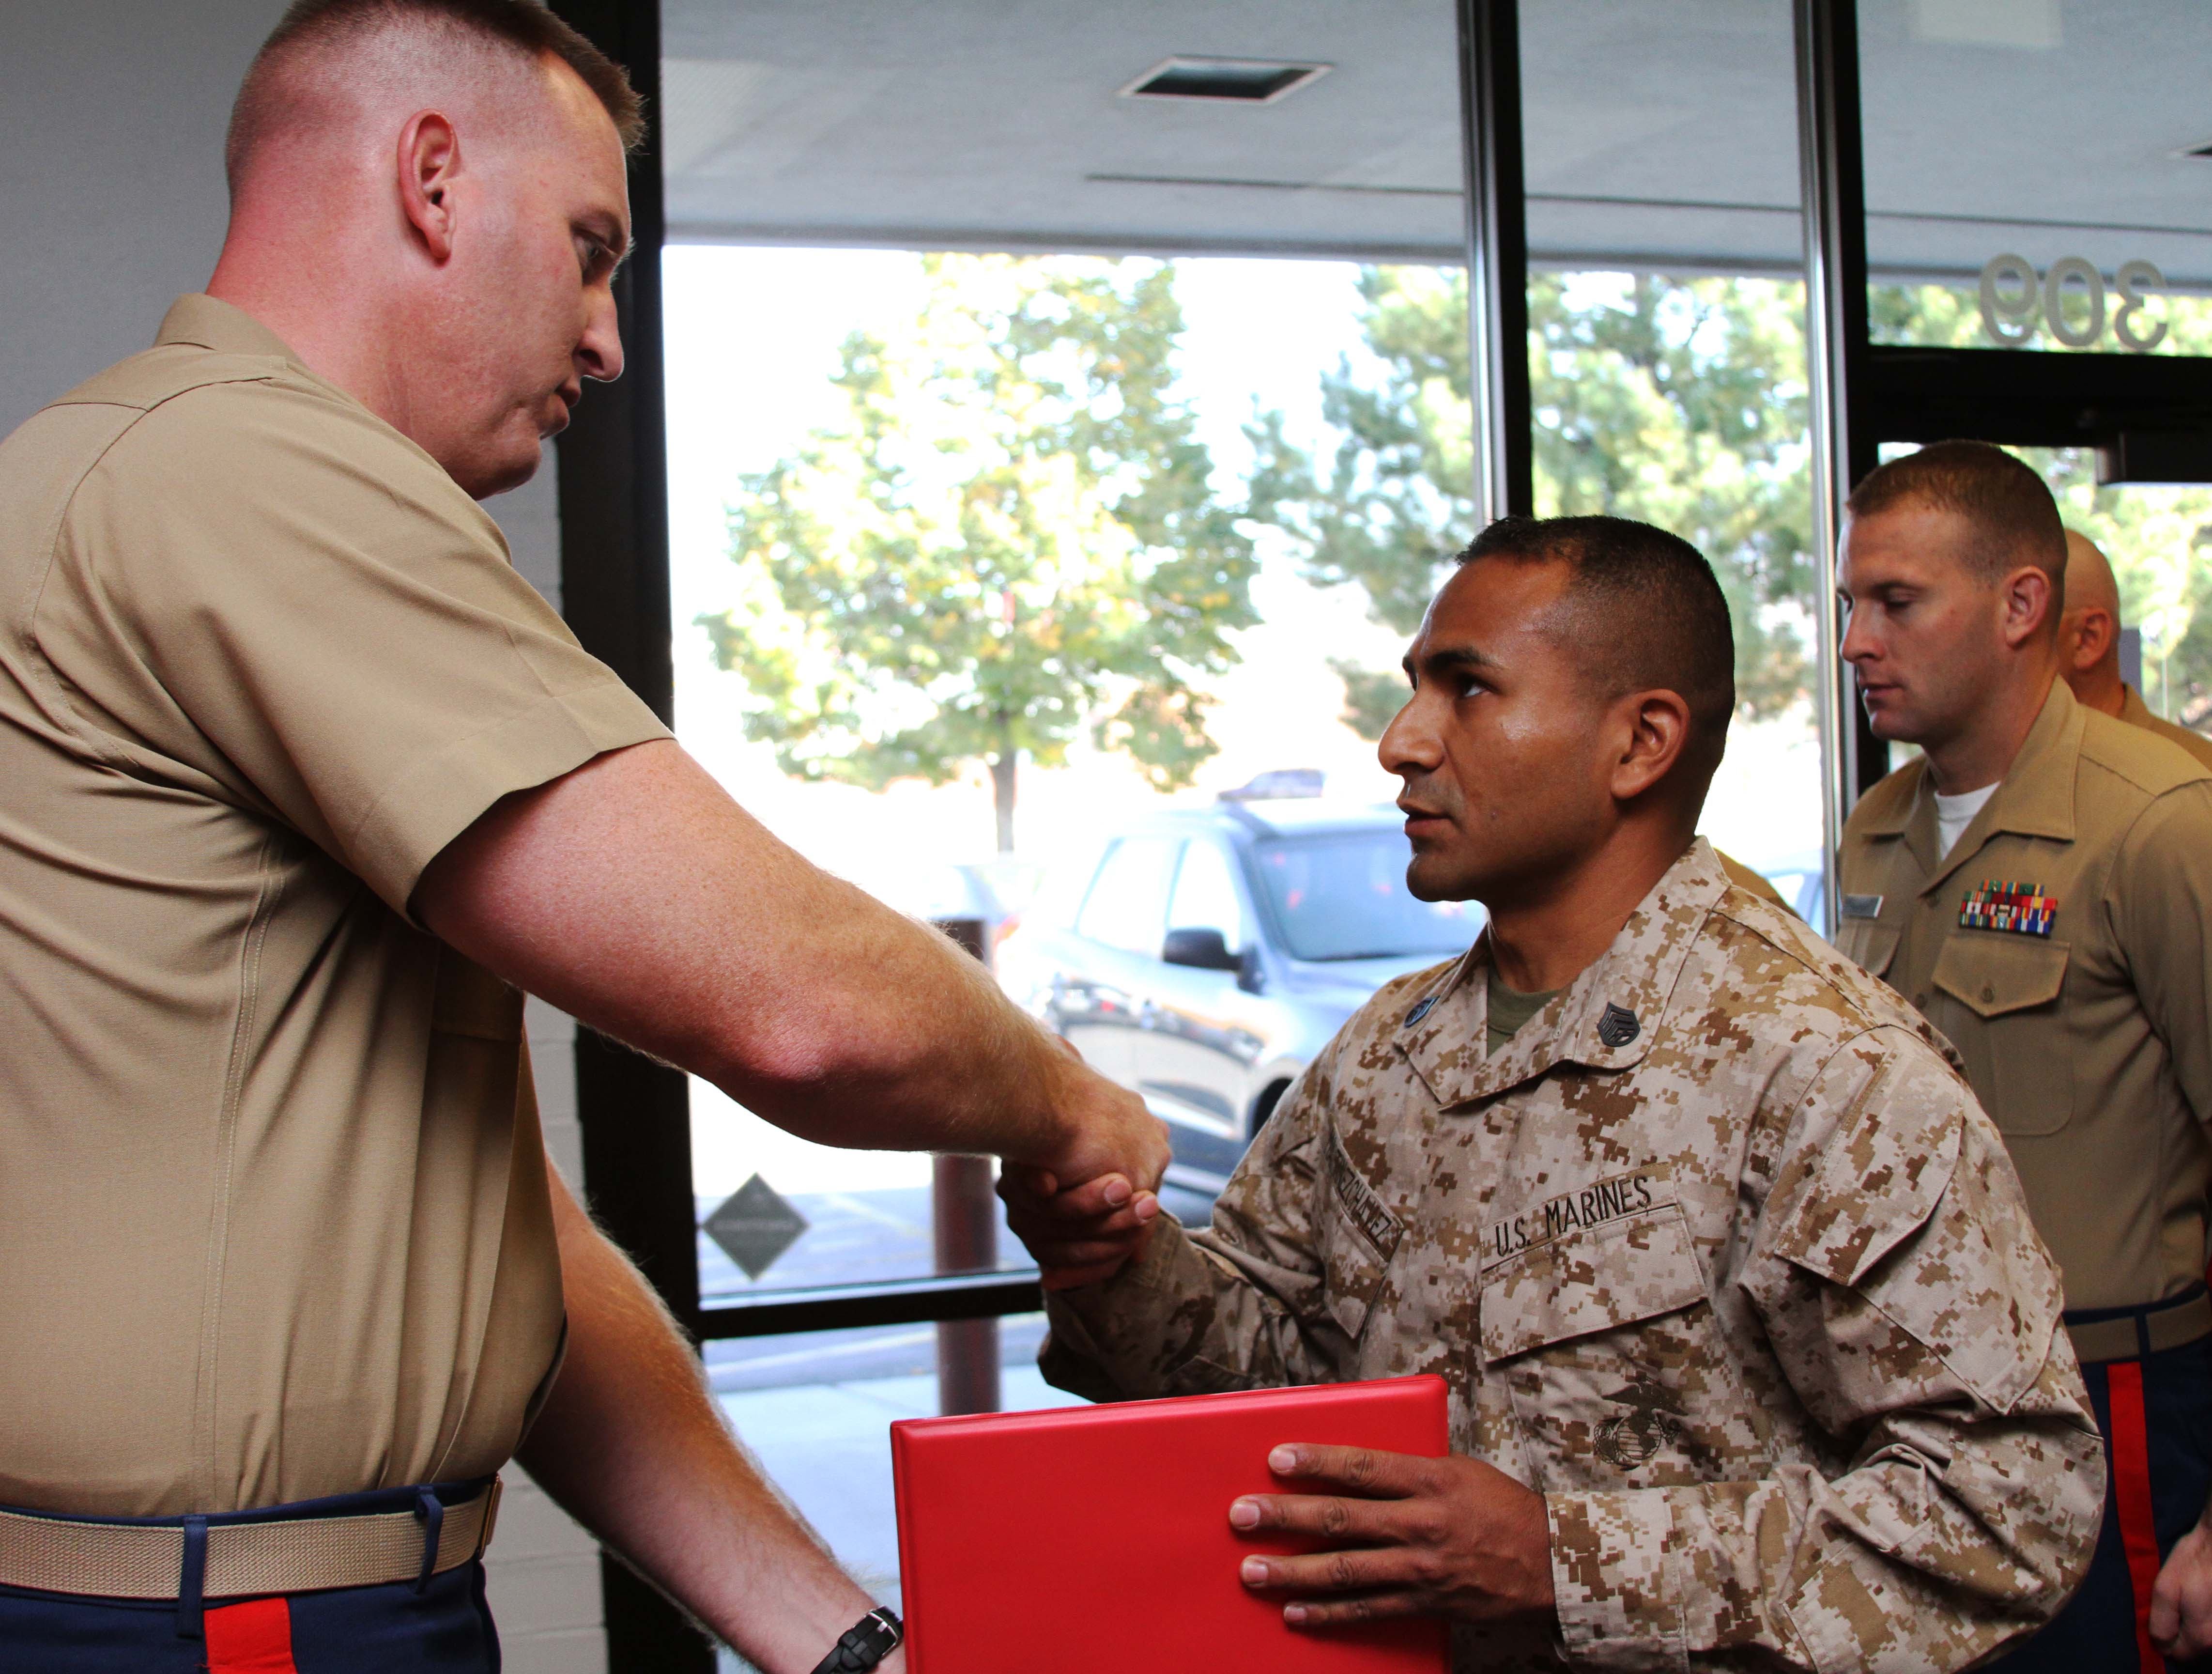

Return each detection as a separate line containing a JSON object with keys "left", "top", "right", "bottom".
{"left": 1119, "top": 57, "right": 1331, "bottom": 105}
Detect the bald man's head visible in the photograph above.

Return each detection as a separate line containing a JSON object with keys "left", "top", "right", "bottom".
{"left": 2060, "top": 529, "right": 2128, "bottom": 714}
{"left": 227, "top": 0, "right": 641, "bottom": 202}
{"left": 2064, "top": 529, "right": 2120, "bottom": 620}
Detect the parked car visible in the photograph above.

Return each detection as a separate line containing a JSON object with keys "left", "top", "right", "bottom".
{"left": 996, "top": 797, "right": 1485, "bottom": 1193}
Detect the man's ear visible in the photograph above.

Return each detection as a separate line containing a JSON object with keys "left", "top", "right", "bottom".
{"left": 1608, "top": 689, "right": 1691, "bottom": 803}
{"left": 2068, "top": 606, "right": 2115, "bottom": 673}
{"left": 2000, "top": 564, "right": 2057, "bottom": 650}
{"left": 397, "top": 110, "right": 461, "bottom": 263}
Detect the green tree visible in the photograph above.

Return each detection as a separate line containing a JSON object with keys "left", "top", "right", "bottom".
{"left": 703, "top": 254, "right": 1259, "bottom": 851}
{"left": 1251, "top": 268, "right": 1818, "bottom": 736}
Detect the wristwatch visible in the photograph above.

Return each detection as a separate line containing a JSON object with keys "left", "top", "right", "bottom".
{"left": 810, "top": 1606, "right": 903, "bottom": 1673}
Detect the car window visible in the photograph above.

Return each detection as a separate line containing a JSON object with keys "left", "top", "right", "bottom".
{"left": 1166, "top": 838, "right": 1246, "bottom": 951}
{"left": 1075, "top": 836, "right": 1183, "bottom": 956}
{"left": 1252, "top": 831, "right": 1479, "bottom": 961}
{"left": 1025, "top": 837, "right": 1109, "bottom": 932}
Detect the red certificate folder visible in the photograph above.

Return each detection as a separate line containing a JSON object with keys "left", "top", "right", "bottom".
{"left": 891, "top": 1374, "right": 1451, "bottom": 1674}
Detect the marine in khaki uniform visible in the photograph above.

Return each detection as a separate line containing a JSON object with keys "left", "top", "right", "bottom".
{"left": 2059, "top": 529, "right": 2212, "bottom": 771}
{"left": 1714, "top": 851, "right": 1797, "bottom": 915}
{"left": 1836, "top": 442, "right": 2212, "bottom": 1671}
{"left": 0, "top": 4, "right": 1164, "bottom": 1668}
{"left": 1009, "top": 514, "right": 2099, "bottom": 1671}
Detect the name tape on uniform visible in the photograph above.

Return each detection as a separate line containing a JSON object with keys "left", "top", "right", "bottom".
{"left": 1324, "top": 1129, "right": 1405, "bottom": 1262}
{"left": 1483, "top": 1165, "right": 1672, "bottom": 1269}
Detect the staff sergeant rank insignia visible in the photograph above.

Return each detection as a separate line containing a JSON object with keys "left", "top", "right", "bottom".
{"left": 1596, "top": 1002, "right": 1640, "bottom": 1047}
{"left": 1959, "top": 879, "right": 2055, "bottom": 937}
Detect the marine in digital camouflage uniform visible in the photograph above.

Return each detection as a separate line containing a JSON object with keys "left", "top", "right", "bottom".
{"left": 1014, "top": 511, "right": 2103, "bottom": 1672}
{"left": 1044, "top": 836, "right": 2101, "bottom": 1671}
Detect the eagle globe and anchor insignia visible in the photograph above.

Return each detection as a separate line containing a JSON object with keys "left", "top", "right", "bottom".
{"left": 1595, "top": 1377, "right": 1683, "bottom": 1468}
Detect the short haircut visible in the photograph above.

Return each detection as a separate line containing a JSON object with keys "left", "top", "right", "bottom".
{"left": 227, "top": 0, "right": 645, "bottom": 195}
{"left": 1456, "top": 514, "right": 1736, "bottom": 783}
{"left": 1846, "top": 440, "right": 2067, "bottom": 593}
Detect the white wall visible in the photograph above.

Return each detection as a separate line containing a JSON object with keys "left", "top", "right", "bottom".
{"left": 1, "top": 6, "right": 607, "bottom": 1666}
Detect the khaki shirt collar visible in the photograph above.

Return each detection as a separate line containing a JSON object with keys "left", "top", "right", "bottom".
{"left": 1900, "top": 681, "right": 2080, "bottom": 894}
{"left": 1849, "top": 680, "right": 2080, "bottom": 884}
{"left": 2121, "top": 683, "right": 2159, "bottom": 729}
{"left": 155, "top": 294, "right": 301, "bottom": 364}
{"left": 1396, "top": 837, "right": 1728, "bottom": 1108}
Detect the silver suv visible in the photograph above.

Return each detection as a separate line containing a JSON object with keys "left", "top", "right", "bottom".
{"left": 997, "top": 797, "right": 1485, "bottom": 1192}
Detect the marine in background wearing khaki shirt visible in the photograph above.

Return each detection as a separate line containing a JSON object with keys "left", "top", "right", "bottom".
{"left": 2059, "top": 528, "right": 2212, "bottom": 772}
{"left": 1007, "top": 515, "right": 2100, "bottom": 1672}
{"left": 0, "top": 6, "right": 1168, "bottom": 1670}
{"left": 1834, "top": 441, "right": 2212, "bottom": 1669}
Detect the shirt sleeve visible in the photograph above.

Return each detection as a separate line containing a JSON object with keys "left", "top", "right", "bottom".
{"left": 1546, "top": 1032, "right": 2104, "bottom": 1673}
{"left": 1042, "top": 1050, "right": 1349, "bottom": 1400}
{"left": 2109, "top": 779, "right": 2212, "bottom": 1130}
{"left": 47, "top": 376, "right": 669, "bottom": 915}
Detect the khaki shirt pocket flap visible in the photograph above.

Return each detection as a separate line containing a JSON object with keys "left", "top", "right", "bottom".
{"left": 1480, "top": 1207, "right": 1706, "bottom": 1365}
{"left": 1932, "top": 936, "right": 2069, "bottom": 1020}
{"left": 1838, "top": 922, "right": 1899, "bottom": 980}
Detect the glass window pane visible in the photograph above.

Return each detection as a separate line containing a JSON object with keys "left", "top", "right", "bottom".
{"left": 706, "top": 1313, "right": 1086, "bottom": 1672}
{"left": 1165, "top": 838, "right": 1246, "bottom": 949}
{"left": 1075, "top": 837, "right": 1182, "bottom": 955}
{"left": 1859, "top": 0, "right": 2212, "bottom": 355}
{"left": 1967, "top": 445, "right": 2212, "bottom": 735}
{"left": 662, "top": 0, "right": 1467, "bottom": 1310}
{"left": 1250, "top": 832, "right": 1478, "bottom": 962}
{"left": 1518, "top": 2, "right": 1827, "bottom": 896}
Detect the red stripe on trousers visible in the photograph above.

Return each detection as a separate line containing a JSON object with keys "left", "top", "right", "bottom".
{"left": 2107, "top": 1359, "right": 2165, "bottom": 1674}
{"left": 204, "top": 1596, "right": 297, "bottom": 1674}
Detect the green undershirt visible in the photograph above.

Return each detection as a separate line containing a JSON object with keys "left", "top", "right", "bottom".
{"left": 1486, "top": 967, "right": 1560, "bottom": 1056}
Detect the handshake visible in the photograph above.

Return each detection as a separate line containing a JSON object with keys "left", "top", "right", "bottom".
{"left": 996, "top": 1038, "right": 1173, "bottom": 1290}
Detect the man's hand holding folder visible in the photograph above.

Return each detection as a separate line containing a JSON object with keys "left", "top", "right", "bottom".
{"left": 1230, "top": 1444, "right": 1554, "bottom": 1631}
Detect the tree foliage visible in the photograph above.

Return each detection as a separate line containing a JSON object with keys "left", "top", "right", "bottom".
{"left": 703, "top": 255, "right": 1259, "bottom": 849}
{"left": 1252, "top": 267, "right": 1819, "bottom": 737}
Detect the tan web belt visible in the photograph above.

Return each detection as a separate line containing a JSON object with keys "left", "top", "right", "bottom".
{"left": 0, "top": 1477, "right": 500, "bottom": 1602}
{"left": 2064, "top": 1286, "right": 2212, "bottom": 1366}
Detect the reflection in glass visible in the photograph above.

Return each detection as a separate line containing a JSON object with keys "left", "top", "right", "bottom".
{"left": 1251, "top": 831, "right": 1476, "bottom": 962}
{"left": 663, "top": 0, "right": 1472, "bottom": 1324}
{"left": 1858, "top": 0, "right": 2212, "bottom": 356}
{"left": 670, "top": 245, "right": 1463, "bottom": 1298}
{"left": 706, "top": 1313, "right": 1089, "bottom": 1673}
{"left": 1513, "top": 1, "right": 1824, "bottom": 890}
{"left": 2014, "top": 448, "right": 2212, "bottom": 730}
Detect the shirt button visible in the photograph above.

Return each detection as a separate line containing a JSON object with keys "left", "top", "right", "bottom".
{"left": 1914, "top": 992, "right": 1930, "bottom": 1008}
{"left": 1981, "top": 983, "right": 1996, "bottom": 1003}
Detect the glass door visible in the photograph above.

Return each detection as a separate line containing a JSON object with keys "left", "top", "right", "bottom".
{"left": 657, "top": 0, "right": 1473, "bottom": 1631}
{"left": 1517, "top": 0, "right": 1828, "bottom": 915}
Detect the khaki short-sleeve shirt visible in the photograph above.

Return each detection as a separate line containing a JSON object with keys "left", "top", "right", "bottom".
{"left": 2120, "top": 682, "right": 2212, "bottom": 772}
{"left": 1838, "top": 679, "right": 2212, "bottom": 1316}
{"left": 0, "top": 296, "right": 669, "bottom": 1516}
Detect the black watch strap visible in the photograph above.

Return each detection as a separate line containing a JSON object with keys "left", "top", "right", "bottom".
{"left": 810, "top": 1606, "right": 903, "bottom": 1674}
